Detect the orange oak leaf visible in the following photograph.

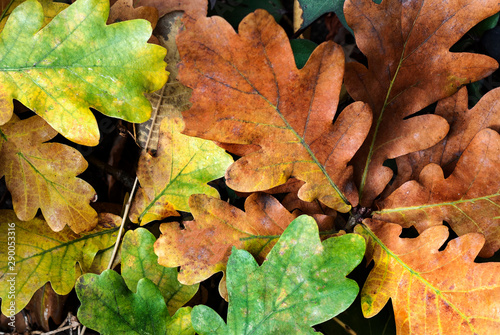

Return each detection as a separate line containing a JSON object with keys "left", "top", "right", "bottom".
{"left": 356, "top": 219, "right": 500, "bottom": 334}
{"left": 178, "top": 10, "right": 372, "bottom": 212}
{"left": 374, "top": 129, "right": 500, "bottom": 257}
{"left": 154, "top": 193, "right": 297, "bottom": 297}
{"left": 0, "top": 115, "right": 97, "bottom": 232}
{"left": 344, "top": 0, "right": 500, "bottom": 206}
{"left": 383, "top": 87, "right": 500, "bottom": 197}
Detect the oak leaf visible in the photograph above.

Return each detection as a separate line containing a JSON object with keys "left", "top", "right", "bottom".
{"left": 356, "top": 219, "right": 500, "bottom": 334}
{"left": 0, "top": 116, "right": 97, "bottom": 232}
{"left": 76, "top": 270, "right": 195, "bottom": 335}
{"left": 191, "top": 215, "right": 365, "bottom": 334}
{"left": 136, "top": 12, "right": 191, "bottom": 153}
{"left": 0, "top": 210, "right": 119, "bottom": 314}
{"left": 108, "top": 0, "right": 159, "bottom": 29}
{"left": 121, "top": 228, "right": 199, "bottom": 315}
{"left": 0, "top": 0, "right": 68, "bottom": 31}
{"left": 129, "top": 117, "right": 233, "bottom": 225}
{"left": 384, "top": 87, "right": 500, "bottom": 197}
{"left": 343, "top": 0, "right": 500, "bottom": 205}
{"left": 374, "top": 129, "right": 500, "bottom": 257}
{"left": 0, "top": 0, "right": 167, "bottom": 145}
{"left": 178, "top": 9, "right": 372, "bottom": 212}
{"left": 154, "top": 193, "right": 297, "bottom": 297}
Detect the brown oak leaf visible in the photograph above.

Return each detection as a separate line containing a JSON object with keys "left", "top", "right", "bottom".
{"left": 178, "top": 10, "right": 372, "bottom": 212}
{"left": 383, "top": 87, "right": 500, "bottom": 197}
{"left": 374, "top": 128, "right": 500, "bottom": 257}
{"left": 344, "top": 0, "right": 500, "bottom": 205}
{"left": 0, "top": 116, "right": 97, "bottom": 232}
{"left": 356, "top": 219, "right": 500, "bottom": 334}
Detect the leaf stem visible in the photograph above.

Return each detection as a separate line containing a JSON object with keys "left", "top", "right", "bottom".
{"left": 105, "top": 84, "right": 167, "bottom": 269}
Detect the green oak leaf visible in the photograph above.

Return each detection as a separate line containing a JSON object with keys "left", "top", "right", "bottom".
{"left": 76, "top": 270, "right": 195, "bottom": 335}
{"left": 129, "top": 117, "right": 233, "bottom": 225}
{"left": 122, "top": 228, "right": 199, "bottom": 315}
{"left": 0, "top": 0, "right": 167, "bottom": 145}
{"left": 0, "top": 0, "right": 68, "bottom": 32}
{"left": 0, "top": 210, "right": 119, "bottom": 314}
{"left": 191, "top": 215, "right": 366, "bottom": 334}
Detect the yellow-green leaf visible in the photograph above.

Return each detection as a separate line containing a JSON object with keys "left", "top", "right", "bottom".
{"left": 0, "top": 115, "right": 97, "bottom": 232}
{"left": 0, "top": 210, "right": 119, "bottom": 314}
{"left": 129, "top": 117, "right": 233, "bottom": 225}
{"left": 0, "top": 0, "right": 167, "bottom": 145}
{"left": 0, "top": 0, "right": 68, "bottom": 32}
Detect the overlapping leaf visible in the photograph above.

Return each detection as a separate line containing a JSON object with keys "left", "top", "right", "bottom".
{"left": 384, "top": 87, "right": 500, "bottom": 196}
{"left": 0, "top": 210, "right": 119, "bottom": 314}
{"left": 191, "top": 215, "right": 365, "bottom": 334}
{"left": 356, "top": 219, "right": 500, "bottom": 334}
{"left": 0, "top": 0, "right": 68, "bottom": 31}
{"left": 374, "top": 129, "right": 500, "bottom": 257}
{"left": 108, "top": 0, "right": 158, "bottom": 29}
{"left": 0, "top": 0, "right": 167, "bottom": 145}
{"left": 76, "top": 270, "right": 194, "bottom": 335}
{"left": 129, "top": 117, "right": 233, "bottom": 225}
{"left": 178, "top": 9, "right": 372, "bottom": 212}
{"left": 344, "top": 0, "right": 500, "bottom": 205}
{"left": 0, "top": 116, "right": 97, "bottom": 232}
{"left": 122, "top": 228, "right": 199, "bottom": 315}
{"left": 136, "top": 12, "right": 191, "bottom": 153}
{"left": 154, "top": 193, "right": 297, "bottom": 297}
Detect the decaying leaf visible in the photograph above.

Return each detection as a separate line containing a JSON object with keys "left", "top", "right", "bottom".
{"left": 178, "top": 9, "right": 372, "bottom": 212}
{"left": 0, "top": 210, "right": 119, "bottom": 314}
{"left": 356, "top": 219, "right": 500, "bottom": 334}
{"left": 191, "top": 215, "right": 366, "bottom": 334}
{"left": 0, "top": 116, "right": 97, "bottom": 232}
{"left": 129, "top": 117, "right": 233, "bottom": 225}
{"left": 136, "top": 12, "right": 192, "bottom": 153}
{"left": 374, "top": 129, "right": 500, "bottom": 257}
{"left": 122, "top": 228, "right": 198, "bottom": 315}
{"left": 0, "top": 0, "right": 167, "bottom": 145}
{"left": 25, "top": 283, "right": 68, "bottom": 332}
{"left": 344, "top": 0, "right": 500, "bottom": 205}
{"left": 154, "top": 193, "right": 297, "bottom": 297}
{"left": 76, "top": 270, "right": 195, "bottom": 335}
{"left": 384, "top": 87, "right": 500, "bottom": 196}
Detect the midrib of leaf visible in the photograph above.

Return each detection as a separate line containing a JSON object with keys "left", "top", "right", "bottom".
{"left": 16, "top": 151, "right": 75, "bottom": 205}
{"left": 359, "top": 224, "right": 477, "bottom": 333}
{"left": 374, "top": 192, "right": 500, "bottom": 214}
{"left": 1, "top": 225, "right": 118, "bottom": 267}
{"left": 358, "top": 4, "right": 423, "bottom": 200}
{"left": 231, "top": 60, "right": 351, "bottom": 208}
{"left": 138, "top": 142, "right": 201, "bottom": 222}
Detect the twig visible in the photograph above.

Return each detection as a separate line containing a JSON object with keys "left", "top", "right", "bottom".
{"left": 333, "top": 317, "right": 357, "bottom": 335}
{"left": 105, "top": 83, "right": 167, "bottom": 270}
